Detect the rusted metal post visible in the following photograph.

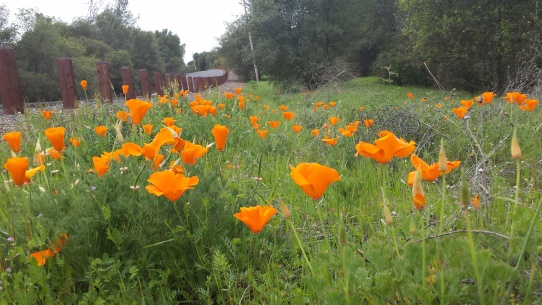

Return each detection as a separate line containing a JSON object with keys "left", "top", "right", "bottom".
{"left": 186, "top": 76, "right": 194, "bottom": 93}
{"left": 0, "top": 46, "right": 24, "bottom": 114}
{"left": 97, "top": 61, "right": 112, "bottom": 103}
{"left": 153, "top": 72, "right": 164, "bottom": 96}
{"left": 138, "top": 69, "right": 150, "bottom": 99}
{"left": 178, "top": 74, "right": 188, "bottom": 92}
{"left": 56, "top": 57, "right": 78, "bottom": 109}
{"left": 121, "top": 67, "right": 136, "bottom": 99}
{"left": 193, "top": 77, "right": 204, "bottom": 93}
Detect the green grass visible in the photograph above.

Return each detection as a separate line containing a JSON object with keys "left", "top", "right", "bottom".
{"left": 0, "top": 78, "right": 541, "bottom": 304}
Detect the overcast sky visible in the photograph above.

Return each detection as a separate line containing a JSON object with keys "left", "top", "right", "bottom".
{"left": 1, "top": 0, "right": 245, "bottom": 63}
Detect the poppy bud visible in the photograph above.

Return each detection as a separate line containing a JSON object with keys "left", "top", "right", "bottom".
{"left": 438, "top": 139, "right": 447, "bottom": 171}
{"left": 409, "top": 217, "right": 416, "bottom": 235}
{"left": 412, "top": 167, "right": 425, "bottom": 210}
{"left": 279, "top": 200, "right": 291, "bottom": 218}
{"left": 511, "top": 127, "right": 522, "bottom": 160}
{"left": 383, "top": 204, "right": 393, "bottom": 225}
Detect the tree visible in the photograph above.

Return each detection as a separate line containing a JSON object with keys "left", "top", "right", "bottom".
{"left": 130, "top": 29, "right": 164, "bottom": 73}
{"left": 154, "top": 29, "right": 186, "bottom": 73}
{"left": 0, "top": 5, "right": 17, "bottom": 45}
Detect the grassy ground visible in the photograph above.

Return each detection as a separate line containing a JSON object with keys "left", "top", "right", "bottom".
{"left": 0, "top": 77, "right": 540, "bottom": 304}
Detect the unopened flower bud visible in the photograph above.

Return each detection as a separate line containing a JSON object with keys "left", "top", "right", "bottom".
{"left": 383, "top": 204, "right": 393, "bottom": 225}
{"left": 438, "top": 138, "right": 447, "bottom": 171}
{"left": 511, "top": 127, "right": 522, "bottom": 160}
{"left": 279, "top": 201, "right": 291, "bottom": 218}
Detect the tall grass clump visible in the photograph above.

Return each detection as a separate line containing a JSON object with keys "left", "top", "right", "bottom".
{"left": 0, "top": 78, "right": 540, "bottom": 304}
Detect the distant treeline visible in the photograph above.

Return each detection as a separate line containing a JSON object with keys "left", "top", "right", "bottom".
{"left": 219, "top": 0, "right": 542, "bottom": 93}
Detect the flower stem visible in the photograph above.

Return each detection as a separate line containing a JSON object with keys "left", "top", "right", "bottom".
{"left": 421, "top": 211, "right": 427, "bottom": 290}
{"left": 288, "top": 219, "right": 314, "bottom": 276}
{"left": 509, "top": 158, "right": 521, "bottom": 258}
{"left": 438, "top": 172, "right": 446, "bottom": 234}
{"left": 466, "top": 208, "right": 485, "bottom": 305}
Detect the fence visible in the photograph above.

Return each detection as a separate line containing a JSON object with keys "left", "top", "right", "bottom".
{"left": 0, "top": 46, "right": 229, "bottom": 115}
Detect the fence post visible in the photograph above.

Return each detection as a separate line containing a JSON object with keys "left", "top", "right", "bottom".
{"left": 97, "top": 61, "right": 112, "bottom": 103}
{"left": 138, "top": 69, "right": 150, "bottom": 99}
{"left": 0, "top": 46, "right": 24, "bottom": 114}
{"left": 177, "top": 74, "right": 188, "bottom": 92}
{"left": 56, "top": 57, "right": 78, "bottom": 109}
{"left": 121, "top": 67, "right": 136, "bottom": 99}
{"left": 153, "top": 72, "right": 164, "bottom": 96}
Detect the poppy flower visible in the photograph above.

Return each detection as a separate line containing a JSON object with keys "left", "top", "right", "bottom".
{"left": 163, "top": 117, "right": 176, "bottom": 126}
{"left": 329, "top": 116, "right": 340, "bottom": 125}
{"left": 122, "top": 85, "right": 129, "bottom": 95}
{"left": 92, "top": 155, "right": 111, "bottom": 177}
{"left": 80, "top": 80, "right": 88, "bottom": 91}
{"left": 257, "top": 130, "right": 268, "bottom": 138}
{"left": 234, "top": 205, "right": 278, "bottom": 233}
{"left": 406, "top": 93, "right": 414, "bottom": 100}
{"left": 116, "top": 111, "right": 130, "bottom": 121}
{"left": 4, "top": 157, "right": 29, "bottom": 186}
{"left": 282, "top": 112, "right": 295, "bottom": 121}
{"left": 69, "top": 137, "right": 81, "bottom": 148}
{"left": 181, "top": 141, "right": 208, "bottom": 165}
{"left": 481, "top": 92, "right": 496, "bottom": 104}
{"left": 460, "top": 99, "right": 473, "bottom": 108}
{"left": 146, "top": 170, "right": 198, "bottom": 201}
{"left": 234, "top": 87, "right": 243, "bottom": 95}
{"left": 504, "top": 92, "right": 528, "bottom": 105}
{"left": 322, "top": 138, "right": 338, "bottom": 146}
{"left": 250, "top": 116, "right": 259, "bottom": 125}
{"left": 364, "top": 119, "right": 374, "bottom": 128}
{"left": 24, "top": 164, "right": 45, "bottom": 182}
{"left": 311, "top": 129, "right": 320, "bottom": 137}
{"left": 238, "top": 101, "right": 245, "bottom": 110}
{"left": 44, "top": 127, "right": 66, "bottom": 152}
{"left": 94, "top": 126, "right": 108, "bottom": 137}
{"left": 359, "top": 106, "right": 365, "bottom": 111}
{"left": 47, "top": 148, "right": 62, "bottom": 160}
{"left": 30, "top": 249, "right": 55, "bottom": 266}
{"left": 355, "top": 131, "right": 416, "bottom": 164}
{"left": 41, "top": 110, "right": 53, "bottom": 120}
{"left": 412, "top": 168, "right": 425, "bottom": 210}
{"left": 268, "top": 121, "right": 281, "bottom": 129}
{"left": 142, "top": 124, "right": 153, "bottom": 135}
{"left": 452, "top": 106, "right": 469, "bottom": 119}
{"left": 290, "top": 162, "right": 341, "bottom": 200}
{"left": 406, "top": 154, "right": 461, "bottom": 186}
{"left": 279, "top": 105, "right": 288, "bottom": 111}
{"left": 224, "top": 92, "right": 234, "bottom": 99}
{"left": 3, "top": 131, "right": 21, "bottom": 153}
{"left": 519, "top": 99, "right": 539, "bottom": 111}
{"left": 292, "top": 125, "right": 303, "bottom": 134}
{"left": 472, "top": 194, "right": 480, "bottom": 209}
{"left": 329, "top": 101, "right": 336, "bottom": 107}
{"left": 211, "top": 124, "right": 229, "bottom": 151}
{"left": 435, "top": 104, "right": 442, "bottom": 109}
{"left": 141, "top": 128, "right": 175, "bottom": 159}
{"left": 126, "top": 99, "right": 153, "bottom": 125}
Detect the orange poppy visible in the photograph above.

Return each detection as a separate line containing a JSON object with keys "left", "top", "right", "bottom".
{"left": 25, "top": 164, "right": 45, "bottom": 182}
{"left": 146, "top": 170, "right": 198, "bottom": 201}
{"left": 4, "top": 157, "right": 29, "bottom": 186}
{"left": 460, "top": 99, "right": 474, "bottom": 108}
{"left": 69, "top": 137, "right": 81, "bottom": 147}
{"left": 406, "top": 154, "right": 461, "bottom": 186}
{"left": 116, "top": 111, "right": 130, "bottom": 121}
{"left": 234, "top": 205, "right": 278, "bottom": 233}
{"left": 290, "top": 162, "right": 341, "bottom": 200}
{"left": 435, "top": 104, "right": 442, "bottom": 109}
{"left": 126, "top": 99, "right": 153, "bottom": 125}
{"left": 355, "top": 130, "right": 415, "bottom": 164}
{"left": 44, "top": 127, "right": 66, "bottom": 152}
{"left": 519, "top": 99, "right": 539, "bottom": 111}
{"left": 3, "top": 131, "right": 21, "bottom": 153}
{"left": 292, "top": 125, "right": 303, "bottom": 134}
{"left": 218, "top": 103, "right": 226, "bottom": 109}
{"left": 92, "top": 155, "right": 110, "bottom": 177}
{"left": 224, "top": 92, "right": 234, "bottom": 99}
{"left": 211, "top": 124, "right": 229, "bottom": 151}
{"left": 311, "top": 129, "right": 320, "bottom": 137}
{"left": 257, "top": 130, "right": 268, "bottom": 138}
{"left": 279, "top": 105, "right": 288, "bottom": 111}
{"left": 29, "top": 249, "right": 55, "bottom": 266}
{"left": 452, "top": 106, "right": 469, "bottom": 119}
{"left": 41, "top": 110, "right": 53, "bottom": 120}
{"left": 282, "top": 112, "right": 295, "bottom": 121}
{"left": 407, "top": 93, "right": 415, "bottom": 100}
{"left": 412, "top": 168, "right": 425, "bottom": 210}
{"left": 359, "top": 106, "right": 365, "bottom": 111}
{"left": 119, "top": 142, "right": 143, "bottom": 157}
{"left": 141, "top": 128, "right": 175, "bottom": 159}
{"left": 234, "top": 87, "right": 242, "bottom": 95}
{"left": 481, "top": 92, "right": 496, "bottom": 104}
{"left": 250, "top": 116, "right": 259, "bottom": 125}
{"left": 163, "top": 117, "right": 176, "bottom": 126}
{"left": 504, "top": 92, "right": 528, "bottom": 105}
{"left": 80, "top": 80, "right": 88, "bottom": 90}
{"left": 364, "top": 119, "right": 374, "bottom": 128}
{"left": 322, "top": 138, "right": 338, "bottom": 146}
{"left": 142, "top": 124, "right": 153, "bottom": 135}
{"left": 181, "top": 141, "right": 208, "bottom": 165}
{"left": 268, "top": 121, "right": 281, "bottom": 129}
{"left": 94, "top": 126, "right": 108, "bottom": 137}
{"left": 328, "top": 101, "right": 336, "bottom": 107}
{"left": 47, "top": 148, "right": 62, "bottom": 160}
{"left": 122, "top": 85, "right": 129, "bottom": 95}
{"left": 329, "top": 116, "right": 340, "bottom": 125}
{"left": 238, "top": 100, "right": 245, "bottom": 110}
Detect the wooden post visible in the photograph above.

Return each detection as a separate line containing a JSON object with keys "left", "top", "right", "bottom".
{"left": 97, "top": 61, "right": 112, "bottom": 103}
{"left": 186, "top": 76, "right": 194, "bottom": 93}
{"left": 121, "top": 67, "right": 136, "bottom": 99}
{"left": 0, "top": 46, "right": 24, "bottom": 114}
{"left": 138, "top": 69, "right": 150, "bottom": 99}
{"left": 56, "top": 57, "right": 78, "bottom": 109}
{"left": 153, "top": 72, "right": 164, "bottom": 96}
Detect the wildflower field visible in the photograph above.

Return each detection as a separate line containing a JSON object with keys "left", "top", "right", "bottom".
{"left": 1, "top": 77, "right": 541, "bottom": 304}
